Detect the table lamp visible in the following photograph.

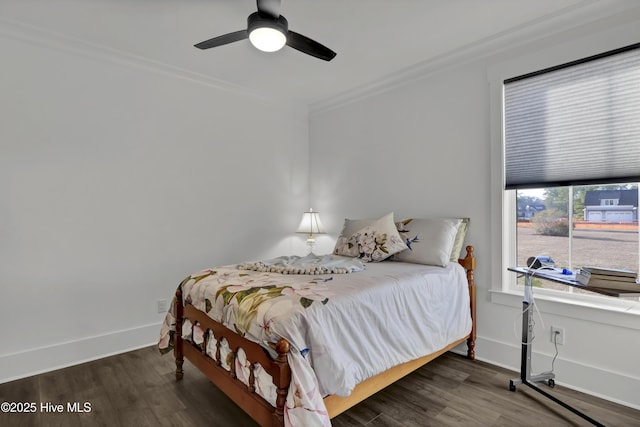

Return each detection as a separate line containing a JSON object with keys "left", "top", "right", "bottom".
{"left": 296, "top": 208, "right": 325, "bottom": 254}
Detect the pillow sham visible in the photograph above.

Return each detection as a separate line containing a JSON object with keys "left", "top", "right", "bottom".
{"left": 336, "top": 217, "right": 377, "bottom": 241}
{"left": 396, "top": 217, "right": 470, "bottom": 262}
{"left": 334, "top": 218, "right": 372, "bottom": 258}
{"left": 333, "top": 215, "right": 385, "bottom": 257}
{"left": 333, "top": 213, "right": 407, "bottom": 262}
{"left": 449, "top": 217, "right": 470, "bottom": 261}
{"left": 393, "top": 218, "right": 462, "bottom": 267}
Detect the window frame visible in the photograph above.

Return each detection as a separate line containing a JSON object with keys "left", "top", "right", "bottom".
{"left": 510, "top": 185, "right": 638, "bottom": 294}
{"left": 501, "top": 189, "right": 640, "bottom": 311}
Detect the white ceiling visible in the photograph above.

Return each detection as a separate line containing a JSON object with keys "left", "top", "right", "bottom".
{"left": 1, "top": 0, "right": 636, "bottom": 105}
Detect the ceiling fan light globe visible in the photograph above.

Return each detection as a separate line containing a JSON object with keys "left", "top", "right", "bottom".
{"left": 249, "top": 27, "right": 286, "bottom": 52}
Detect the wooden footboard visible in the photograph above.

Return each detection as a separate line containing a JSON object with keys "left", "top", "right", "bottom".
{"left": 174, "top": 290, "right": 291, "bottom": 427}
{"left": 174, "top": 246, "right": 477, "bottom": 427}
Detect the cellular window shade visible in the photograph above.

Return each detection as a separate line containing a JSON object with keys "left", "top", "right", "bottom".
{"left": 504, "top": 44, "right": 640, "bottom": 190}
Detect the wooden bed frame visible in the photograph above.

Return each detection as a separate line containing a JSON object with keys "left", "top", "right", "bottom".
{"left": 174, "top": 246, "right": 477, "bottom": 426}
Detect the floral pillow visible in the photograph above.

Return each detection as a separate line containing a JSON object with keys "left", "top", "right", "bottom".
{"left": 335, "top": 218, "right": 377, "bottom": 242}
{"left": 334, "top": 213, "right": 407, "bottom": 262}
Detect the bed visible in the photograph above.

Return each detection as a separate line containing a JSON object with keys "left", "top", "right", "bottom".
{"left": 158, "top": 215, "right": 477, "bottom": 426}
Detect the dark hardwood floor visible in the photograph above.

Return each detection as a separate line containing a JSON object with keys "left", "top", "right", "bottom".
{"left": 1, "top": 346, "right": 638, "bottom": 426}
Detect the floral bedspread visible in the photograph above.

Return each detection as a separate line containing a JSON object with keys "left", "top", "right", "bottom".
{"left": 158, "top": 266, "right": 334, "bottom": 427}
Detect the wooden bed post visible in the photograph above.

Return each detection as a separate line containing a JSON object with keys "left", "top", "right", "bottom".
{"left": 272, "top": 339, "right": 291, "bottom": 427}
{"left": 174, "top": 289, "right": 184, "bottom": 381}
{"left": 459, "top": 246, "right": 477, "bottom": 360}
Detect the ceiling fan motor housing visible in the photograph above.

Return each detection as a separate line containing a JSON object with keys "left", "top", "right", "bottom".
{"left": 247, "top": 12, "right": 288, "bottom": 35}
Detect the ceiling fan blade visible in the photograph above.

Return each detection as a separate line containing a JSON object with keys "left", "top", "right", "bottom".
{"left": 194, "top": 30, "right": 248, "bottom": 50}
{"left": 256, "top": 0, "right": 281, "bottom": 18}
{"left": 286, "top": 31, "right": 336, "bottom": 61}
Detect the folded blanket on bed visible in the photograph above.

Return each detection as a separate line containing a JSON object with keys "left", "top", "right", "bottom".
{"left": 238, "top": 253, "right": 366, "bottom": 275}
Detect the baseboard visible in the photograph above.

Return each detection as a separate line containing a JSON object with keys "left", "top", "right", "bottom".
{"left": 0, "top": 322, "right": 162, "bottom": 384}
{"left": 468, "top": 335, "right": 640, "bottom": 411}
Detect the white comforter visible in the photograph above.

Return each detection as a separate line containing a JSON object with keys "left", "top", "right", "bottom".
{"left": 273, "top": 261, "right": 472, "bottom": 396}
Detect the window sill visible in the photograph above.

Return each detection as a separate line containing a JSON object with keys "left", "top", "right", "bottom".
{"left": 489, "top": 288, "right": 640, "bottom": 330}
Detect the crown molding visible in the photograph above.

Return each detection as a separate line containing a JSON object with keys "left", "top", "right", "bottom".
{"left": 0, "top": 16, "right": 307, "bottom": 114}
{"left": 309, "top": 0, "right": 640, "bottom": 116}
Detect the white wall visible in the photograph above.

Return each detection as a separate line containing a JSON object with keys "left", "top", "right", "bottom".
{"left": 0, "top": 27, "right": 309, "bottom": 382}
{"left": 308, "top": 62, "right": 490, "bottom": 254}
{"left": 2, "top": 3, "right": 639, "bottom": 414}
{"left": 309, "top": 10, "right": 640, "bottom": 410}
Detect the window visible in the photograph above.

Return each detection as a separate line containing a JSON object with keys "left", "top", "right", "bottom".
{"left": 515, "top": 185, "right": 639, "bottom": 299}
{"left": 503, "top": 44, "right": 640, "bottom": 300}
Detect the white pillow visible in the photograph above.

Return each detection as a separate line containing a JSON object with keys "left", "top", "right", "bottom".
{"left": 334, "top": 213, "right": 407, "bottom": 262}
{"left": 393, "top": 218, "right": 462, "bottom": 266}
{"left": 449, "top": 217, "right": 470, "bottom": 261}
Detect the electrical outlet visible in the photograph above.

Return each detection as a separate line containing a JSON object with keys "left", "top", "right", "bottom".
{"left": 157, "top": 299, "right": 168, "bottom": 313}
{"left": 551, "top": 326, "right": 565, "bottom": 345}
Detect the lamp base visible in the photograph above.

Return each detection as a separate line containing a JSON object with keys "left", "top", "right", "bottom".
{"left": 305, "top": 238, "right": 316, "bottom": 255}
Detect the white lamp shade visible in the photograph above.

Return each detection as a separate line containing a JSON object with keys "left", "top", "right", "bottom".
{"left": 296, "top": 210, "right": 325, "bottom": 237}
{"left": 249, "top": 27, "right": 286, "bottom": 52}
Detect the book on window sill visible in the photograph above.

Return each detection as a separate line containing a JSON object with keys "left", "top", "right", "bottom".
{"left": 581, "top": 266, "right": 637, "bottom": 279}
{"left": 584, "top": 286, "right": 640, "bottom": 297}
{"left": 576, "top": 267, "right": 637, "bottom": 284}
{"left": 586, "top": 279, "right": 640, "bottom": 292}
{"left": 576, "top": 273, "right": 640, "bottom": 292}
{"left": 579, "top": 272, "right": 638, "bottom": 284}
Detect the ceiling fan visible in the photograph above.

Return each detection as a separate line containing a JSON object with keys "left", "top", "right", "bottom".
{"left": 194, "top": 0, "right": 336, "bottom": 61}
